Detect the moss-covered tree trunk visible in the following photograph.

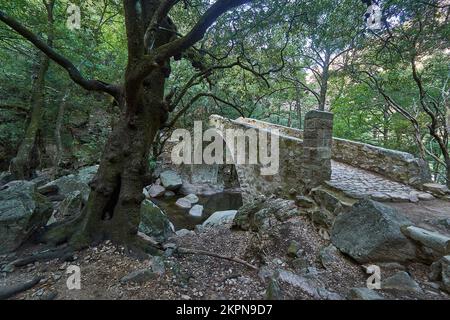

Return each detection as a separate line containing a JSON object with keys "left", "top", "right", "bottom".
{"left": 10, "top": 53, "right": 50, "bottom": 179}
{"left": 10, "top": 0, "right": 54, "bottom": 180}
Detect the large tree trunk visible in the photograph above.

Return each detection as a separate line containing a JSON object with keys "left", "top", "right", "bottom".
{"left": 44, "top": 70, "right": 167, "bottom": 250}
{"left": 10, "top": 53, "right": 50, "bottom": 179}
{"left": 44, "top": 1, "right": 172, "bottom": 250}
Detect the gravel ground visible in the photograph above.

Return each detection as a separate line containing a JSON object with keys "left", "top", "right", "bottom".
{"left": 0, "top": 216, "right": 449, "bottom": 300}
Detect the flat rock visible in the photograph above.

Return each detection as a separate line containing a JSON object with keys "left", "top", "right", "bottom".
{"left": 159, "top": 170, "right": 182, "bottom": 191}
{"left": 175, "top": 197, "right": 192, "bottom": 209}
{"left": 189, "top": 204, "right": 203, "bottom": 217}
{"left": 381, "top": 271, "right": 423, "bottom": 293}
{"left": 147, "top": 184, "right": 165, "bottom": 198}
{"left": 203, "top": 210, "right": 237, "bottom": 227}
{"left": 423, "top": 183, "right": 450, "bottom": 196}
{"left": 347, "top": 288, "right": 384, "bottom": 300}
{"left": 418, "top": 193, "right": 435, "bottom": 201}
{"left": 176, "top": 229, "right": 195, "bottom": 237}
{"left": 184, "top": 193, "right": 199, "bottom": 204}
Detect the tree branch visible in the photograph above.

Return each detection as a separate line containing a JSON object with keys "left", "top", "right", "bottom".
{"left": 0, "top": 10, "right": 121, "bottom": 100}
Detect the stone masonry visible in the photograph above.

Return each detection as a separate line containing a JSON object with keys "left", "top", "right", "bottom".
{"left": 300, "top": 110, "right": 334, "bottom": 191}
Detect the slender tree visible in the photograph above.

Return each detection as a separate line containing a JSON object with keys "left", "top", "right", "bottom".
{"left": 9, "top": 0, "right": 55, "bottom": 179}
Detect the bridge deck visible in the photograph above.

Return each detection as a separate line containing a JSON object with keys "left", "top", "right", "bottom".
{"left": 329, "top": 161, "right": 433, "bottom": 202}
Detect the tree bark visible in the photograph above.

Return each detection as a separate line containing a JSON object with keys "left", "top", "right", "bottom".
{"left": 54, "top": 90, "right": 71, "bottom": 167}
{"left": 318, "top": 51, "right": 331, "bottom": 112}
{"left": 10, "top": 52, "right": 50, "bottom": 179}
{"left": 43, "top": 2, "right": 172, "bottom": 250}
{"left": 9, "top": 0, "right": 54, "bottom": 180}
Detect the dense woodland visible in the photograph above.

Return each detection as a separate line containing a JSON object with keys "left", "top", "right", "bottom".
{"left": 0, "top": 0, "right": 449, "bottom": 247}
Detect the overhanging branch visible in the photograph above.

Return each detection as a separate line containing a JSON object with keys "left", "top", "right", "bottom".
{"left": 0, "top": 10, "right": 121, "bottom": 100}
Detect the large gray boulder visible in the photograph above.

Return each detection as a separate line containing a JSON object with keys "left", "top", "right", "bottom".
{"left": 0, "top": 181, "right": 53, "bottom": 253}
{"left": 159, "top": 170, "right": 182, "bottom": 191}
{"left": 139, "top": 200, "right": 174, "bottom": 243}
{"left": 331, "top": 199, "right": 417, "bottom": 263}
{"left": 40, "top": 165, "right": 98, "bottom": 202}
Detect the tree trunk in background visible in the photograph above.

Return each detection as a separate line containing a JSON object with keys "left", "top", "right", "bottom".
{"left": 318, "top": 51, "right": 331, "bottom": 112}
{"left": 287, "top": 102, "right": 292, "bottom": 127}
{"left": 54, "top": 90, "right": 70, "bottom": 167}
{"left": 296, "top": 85, "right": 302, "bottom": 129}
{"left": 10, "top": 53, "right": 50, "bottom": 179}
{"left": 383, "top": 106, "right": 389, "bottom": 146}
{"left": 9, "top": 0, "right": 54, "bottom": 180}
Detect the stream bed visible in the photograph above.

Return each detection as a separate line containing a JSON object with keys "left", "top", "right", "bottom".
{"left": 152, "top": 190, "right": 243, "bottom": 230}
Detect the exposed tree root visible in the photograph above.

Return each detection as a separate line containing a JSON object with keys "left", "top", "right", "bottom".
{"left": 0, "top": 276, "right": 43, "bottom": 300}
{"left": 176, "top": 247, "right": 259, "bottom": 271}
{"left": 7, "top": 246, "right": 74, "bottom": 268}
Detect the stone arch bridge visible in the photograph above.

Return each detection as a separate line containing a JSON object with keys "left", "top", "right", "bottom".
{"left": 209, "top": 111, "right": 447, "bottom": 205}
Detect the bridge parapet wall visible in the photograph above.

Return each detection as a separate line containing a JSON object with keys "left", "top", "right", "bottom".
{"left": 236, "top": 117, "right": 431, "bottom": 188}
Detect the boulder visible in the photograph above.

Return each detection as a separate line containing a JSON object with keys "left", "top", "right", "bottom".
{"left": 0, "top": 181, "right": 53, "bottom": 253}
{"left": 40, "top": 165, "right": 98, "bottom": 203}
{"left": 331, "top": 199, "right": 417, "bottom": 263}
{"left": 146, "top": 184, "right": 166, "bottom": 198}
{"left": 175, "top": 197, "right": 192, "bottom": 209}
{"left": 381, "top": 271, "right": 423, "bottom": 293}
{"left": 233, "top": 196, "right": 299, "bottom": 232}
{"left": 0, "top": 172, "right": 14, "bottom": 187}
{"left": 139, "top": 200, "right": 174, "bottom": 243}
{"left": 441, "top": 256, "right": 450, "bottom": 293}
{"left": 159, "top": 170, "right": 182, "bottom": 191}
{"left": 428, "top": 255, "right": 450, "bottom": 293}
{"left": 423, "top": 183, "right": 450, "bottom": 196}
{"left": 59, "top": 191, "right": 83, "bottom": 217}
{"left": 176, "top": 229, "right": 195, "bottom": 237}
{"left": 319, "top": 244, "right": 340, "bottom": 269}
{"left": 347, "top": 288, "right": 384, "bottom": 300}
{"left": 402, "top": 226, "right": 450, "bottom": 256}
{"left": 189, "top": 204, "right": 203, "bottom": 217}
{"left": 164, "top": 191, "right": 175, "bottom": 197}
{"left": 203, "top": 210, "right": 237, "bottom": 227}
{"left": 184, "top": 194, "right": 199, "bottom": 204}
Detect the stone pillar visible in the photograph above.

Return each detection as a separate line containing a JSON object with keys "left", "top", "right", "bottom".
{"left": 301, "top": 110, "right": 334, "bottom": 190}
